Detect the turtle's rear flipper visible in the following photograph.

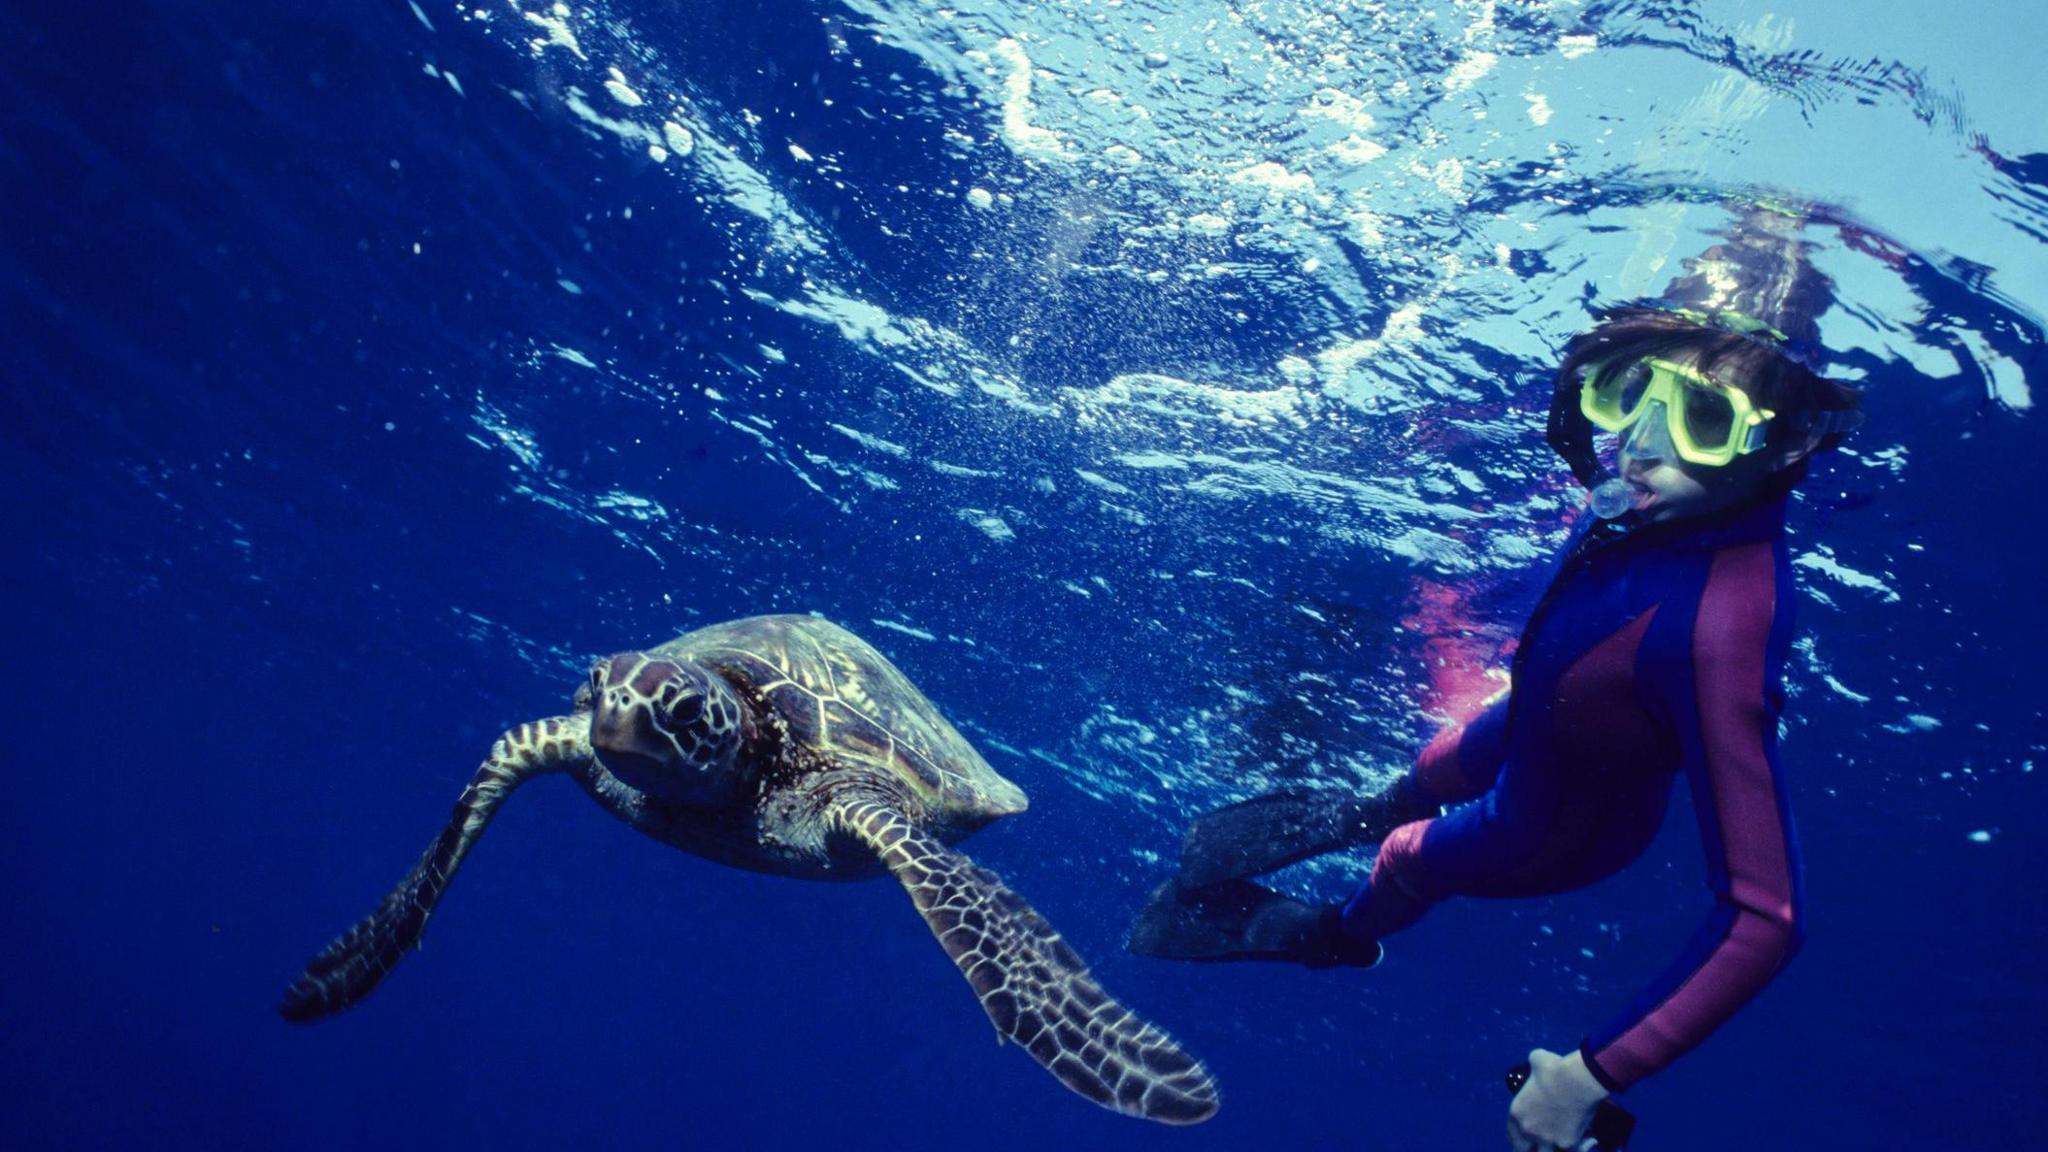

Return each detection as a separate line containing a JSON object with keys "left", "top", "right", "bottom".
{"left": 834, "top": 796, "right": 1220, "bottom": 1126}
{"left": 1176, "top": 786, "right": 1414, "bottom": 887}
{"left": 278, "top": 716, "right": 589, "bottom": 1022}
{"left": 1126, "top": 878, "right": 1339, "bottom": 962}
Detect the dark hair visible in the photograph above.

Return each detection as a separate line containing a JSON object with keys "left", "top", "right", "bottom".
{"left": 1558, "top": 307, "right": 1863, "bottom": 455}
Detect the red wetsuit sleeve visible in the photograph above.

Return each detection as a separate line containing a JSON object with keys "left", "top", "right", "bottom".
{"left": 1411, "top": 689, "right": 1512, "bottom": 807}
{"left": 1583, "top": 542, "right": 1804, "bottom": 1092}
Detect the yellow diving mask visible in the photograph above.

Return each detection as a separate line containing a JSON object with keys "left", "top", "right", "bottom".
{"left": 1579, "top": 356, "right": 1774, "bottom": 468}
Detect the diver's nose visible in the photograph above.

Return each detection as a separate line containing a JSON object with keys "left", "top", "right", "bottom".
{"left": 1619, "top": 438, "right": 1654, "bottom": 477}
{"left": 1618, "top": 403, "right": 1671, "bottom": 474}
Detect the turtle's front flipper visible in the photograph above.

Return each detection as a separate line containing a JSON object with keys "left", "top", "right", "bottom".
{"left": 833, "top": 797, "right": 1220, "bottom": 1125}
{"left": 279, "top": 715, "right": 590, "bottom": 1021}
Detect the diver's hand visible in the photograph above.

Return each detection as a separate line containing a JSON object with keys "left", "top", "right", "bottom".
{"left": 1506, "top": 1048, "right": 1606, "bottom": 1151}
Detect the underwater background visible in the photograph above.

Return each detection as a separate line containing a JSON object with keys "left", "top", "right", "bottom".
{"left": 5, "top": 0, "right": 2044, "bottom": 1147}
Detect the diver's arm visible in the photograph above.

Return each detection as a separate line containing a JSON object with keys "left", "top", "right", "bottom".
{"left": 1581, "top": 543, "right": 1804, "bottom": 1092}
{"left": 1411, "top": 688, "right": 1512, "bottom": 806}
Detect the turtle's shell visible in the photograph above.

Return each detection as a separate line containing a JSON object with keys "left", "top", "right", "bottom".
{"left": 650, "top": 615, "right": 1028, "bottom": 823}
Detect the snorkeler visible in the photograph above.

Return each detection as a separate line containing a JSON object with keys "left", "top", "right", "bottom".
{"left": 1130, "top": 218, "right": 1863, "bottom": 1150}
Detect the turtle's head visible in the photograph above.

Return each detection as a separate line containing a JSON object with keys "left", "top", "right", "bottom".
{"left": 586, "top": 653, "right": 748, "bottom": 806}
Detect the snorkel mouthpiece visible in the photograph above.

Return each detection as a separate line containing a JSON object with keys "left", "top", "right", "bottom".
{"left": 1589, "top": 475, "right": 1635, "bottom": 520}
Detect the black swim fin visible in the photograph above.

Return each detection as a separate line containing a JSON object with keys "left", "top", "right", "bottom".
{"left": 1175, "top": 784, "right": 1426, "bottom": 887}
{"left": 1127, "top": 879, "right": 1381, "bottom": 967}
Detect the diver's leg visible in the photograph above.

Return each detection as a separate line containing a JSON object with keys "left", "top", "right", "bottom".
{"left": 1175, "top": 695, "right": 1511, "bottom": 886}
{"left": 1331, "top": 821, "right": 1437, "bottom": 943}
{"left": 1332, "top": 752, "right": 1558, "bottom": 946}
{"left": 1411, "top": 692, "right": 1512, "bottom": 806}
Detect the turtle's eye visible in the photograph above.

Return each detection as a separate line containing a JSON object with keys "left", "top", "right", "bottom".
{"left": 572, "top": 660, "right": 610, "bottom": 712}
{"left": 588, "top": 654, "right": 746, "bottom": 805}
{"left": 653, "top": 676, "right": 708, "bottom": 733}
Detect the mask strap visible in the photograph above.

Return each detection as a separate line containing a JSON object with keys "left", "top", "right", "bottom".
{"left": 1548, "top": 370, "right": 1603, "bottom": 489}
{"left": 1802, "top": 408, "right": 1865, "bottom": 439}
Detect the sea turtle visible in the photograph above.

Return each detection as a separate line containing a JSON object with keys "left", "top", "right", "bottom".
{"left": 281, "top": 613, "right": 1218, "bottom": 1124}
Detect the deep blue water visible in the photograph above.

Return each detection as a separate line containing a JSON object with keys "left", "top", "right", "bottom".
{"left": 5, "top": 0, "right": 2045, "bottom": 1148}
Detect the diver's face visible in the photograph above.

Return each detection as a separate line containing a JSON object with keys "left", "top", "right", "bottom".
{"left": 1603, "top": 351, "right": 1791, "bottom": 524}
{"left": 1591, "top": 350, "right": 1827, "bottom": 524}
{"left": 1616, "top": 435, "right": 1774, "bottom": 523}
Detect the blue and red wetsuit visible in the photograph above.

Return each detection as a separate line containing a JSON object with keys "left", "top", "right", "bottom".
{"left": 1339, "top": 495, "right": 1805, "bottom": 1092}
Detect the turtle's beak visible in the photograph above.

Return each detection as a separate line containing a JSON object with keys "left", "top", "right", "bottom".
{"left": 985, "top": 776, "right": 1029, "bottom": 817}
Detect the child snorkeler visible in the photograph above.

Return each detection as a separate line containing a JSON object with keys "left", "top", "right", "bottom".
{"left": 1131, "top": 218, "right": 1864, "bottom": 1150}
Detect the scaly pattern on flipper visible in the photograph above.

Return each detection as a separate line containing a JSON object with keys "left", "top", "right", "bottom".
{"left": 278, "top": 715, "right": 590, "bottom": 1021}
{"left": 834, "top": 796, "right": 1220, "bottom": 1125}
